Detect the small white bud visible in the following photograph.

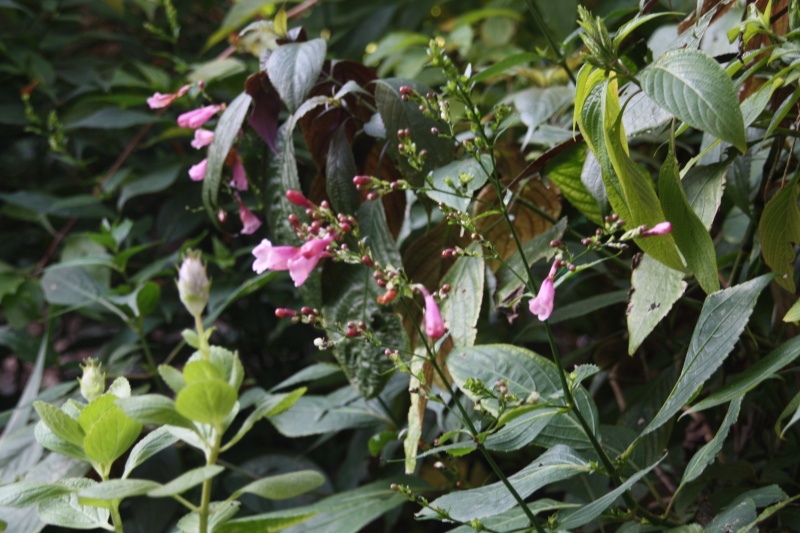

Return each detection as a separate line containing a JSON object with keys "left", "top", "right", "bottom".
{"left": 177, "top": 250, "right": 210, "bottom": 317}
{"left": 78, "top": 358, "right": 105, "bottom": 402}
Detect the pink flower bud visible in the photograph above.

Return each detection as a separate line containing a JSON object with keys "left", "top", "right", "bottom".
{"left": 191, "top": 129, "right": 214, "bottom": 149}
{"left": 286, "top": 189, "right": 313, "bottom": 208}
{"left": 188, "top": 159, "right": 207, "bottom": 181}
{"left": 419, "top": 287, "right": 445, "bottom": 340}
{"left": 146, "top": 85, "right": 190, "bottom": 109}
{"left": 275, "top": 308, "right": 297, "bottom": 318}
{"left": 177, "top": 105, "right": 221, "bottom": 129}
{"left": 639, "top": 221, "right": 672, "bottom": 237}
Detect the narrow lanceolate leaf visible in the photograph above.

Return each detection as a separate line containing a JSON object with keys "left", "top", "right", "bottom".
{"left": 627, "top": 254, "right": 687, "bottom": 355}
{"left": 658, "top": 142, "right": 719, "bottom": 294}
{"left": 603, "top": 81, "right": 684, "bottom": 271}
{"left": 326, "top": 124, "right": 360, "bottom": 215}
{"left": 404, "top": 349, "right": 429, "bottom": 474}
{"left": 148, "top": 465, "right": 224, "bottom": 497}
{"left": 237, "top": 470, "right": 325, "bottom": 500}
{"left": 0, "top": 482, "right": 70, "bottom": 508}
{"left": 544, "top": 145, "right": 604, "bottom": 225}
{"left": 78, "top": 479, "right": 161, "bottom": 501}
{"left": 266, "top": 38, "right": 326, "bottom": 113}
{"left": 678, "top": 397, "right": 742, "bottom": 491}
{"left": 639, "top": 49, "right": 746, "bottom": 152}
{"left": 758, "top": 174, "right": 800, "bottom": 292}
{"left": 682, "top": 160, "right": 730, "bottom": 230}
{"left": 203, "top": 92, "right": 252, "bottom": 222}
{"left": 123, "top": 426, "right": 180, "bottom": 479}
{"left": 688, "top": 336, "right": 800, "bottom": 414}
{"left": 641, "top": 275, "right": 771, "bottom": 436}
{"left": 418, "top": 445, "right": 590, "bottom": 521}
{"left": 557, "top": 455, "right": 664, "bottom": 530}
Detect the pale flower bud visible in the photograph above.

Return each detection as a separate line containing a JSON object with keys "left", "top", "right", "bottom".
{"left": 178, "top": 251, "right": 210, "bottom": 317}
{"left": 78, "top": 358, "right": 105, "bottom": 402}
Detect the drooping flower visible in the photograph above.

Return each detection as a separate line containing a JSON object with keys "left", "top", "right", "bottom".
{"left": 177, "top": 251, "right": 210, "bottom": 317}
{"left": 237, "top": 195, "right": 262, "bottom": 235}
{"left": 191, "top": 128, "right": 215, "bottom": 149}
{"left": 230, "top": 157, "right": 248, "bottom": 191}
{"left": 639, "top": 221, "right": 672, "bottom": 237}
{"left": 252, "top": 239, "right": 301, "bottom": 274}
{"left": 529, "top": 260, "right": 558, "bottom": 321}
{"left": 419, "top": 286, "right": 445, "bottom": 340}
{"left": 146, "top": 85, "right": 190, "bottom": 109}
{"left": 177, "top": 105, "right": 221, "bottom": 129}
{"left": 188, "top": 159, "right": 207, "bottom": 181}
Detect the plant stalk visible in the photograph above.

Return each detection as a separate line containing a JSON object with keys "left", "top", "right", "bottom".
{"left": 198, "top": 427, "right": 222, "bottom": 533}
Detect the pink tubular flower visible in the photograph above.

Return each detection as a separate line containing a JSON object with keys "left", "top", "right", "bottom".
{"left": 529, "top": 260, "right": 558, "bottom": 321}
{"left": 230, "top": 157, "right": 248, "bottom": 191}
{"left": 188, "top": 159, "right": 207, "bottom": 182}
{"left": 639, "top": 222, "right": 672, "bottom": 237}
{"left": 419, "top": 287, "right": 445, "bottom": 340}
{"left": 286, "top": 189, "right": 313, "bottom": 208}
{"left": 146, "top": 85, "right": 190, "bottom": 109}
{"left": 191, "top": 129, "right": 215, "bottom": 149}
{"left": 251, "top": 234, "right": 335, "bottom": 286}
{"left": 178, "top": 105, "right": 221, "bottom": 129}
{"left": 237, "top": 196, "right": 262, "bottom": 235}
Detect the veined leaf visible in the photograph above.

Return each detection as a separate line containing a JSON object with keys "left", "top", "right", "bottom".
{"left": 658, "top": 141, "right": 719, "bottom": 293}
{"left": 639, "top": 48, "right": 746, "bottom": 152}
{"left": 544, "top": 145, "right": 604, "bottom": 224}
{"left": 266, "top": 38, "right": 326, "bottom": 113}
{"left": 236, "top": 470, "right": 325, "bottom": 500}
{"left": 148, "top": 465, "right": 224, "bottom": 497}
{"left": 641, "top": 275, "right": 771, "bottom": 437}
{"left": 439, "top": 251, "right": 484, "bottom": 349}
{"left": 123, "top": 426, "right": 179, "bottom": 479}
{"left": 758, "top": 174, "right": 800, "bottom": 292}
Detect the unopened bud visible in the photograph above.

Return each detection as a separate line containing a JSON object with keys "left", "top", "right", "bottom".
{"left": 78, "top": 358, "right": 105, "bottom": 402}
{"left": 377, "top": 288, "right": 397, "bottom": 304}
{"left": 286, "top": 189, "right": 313, "bottom": 208}
{"left": 275, "top": 308, "right": 297, "bottom": 318}
{"left": 177, "top": 251, "right": 210, "bottom": 317}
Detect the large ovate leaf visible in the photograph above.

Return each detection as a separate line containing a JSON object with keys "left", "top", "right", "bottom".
{"left": 203, "top": 92, "right": 253, "bottom": 222}
{"left": 0, "top": 482, "right": 70, "bottom": 508}
{"left": 83, "top": 407, "right": 142, "bottom": 467}
{"left": 418, "top": 445, "right": 589, "bottom": 521}
{"left": 658, "top": 142, "right": 719, "bottom": 293}
{"left": 639, "top": 48, "right": 746, "bottom": 152}
{"left": 266, "top": 38, "right": 326, "bottom": 113}
{"left": 758, "top": 174, "right": 800, "bottom": 292}
{"left": 641, "top": 275, "right": 771, "bottom": 436}
{"left": 627, "top": 254, "right": 686, "bottom": 354}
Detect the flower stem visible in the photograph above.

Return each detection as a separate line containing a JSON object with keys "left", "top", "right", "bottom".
{"left": 110, "top": 501, "right": 124, "bottom": 533}
{"left": 198, "top": 426, "right": 222, "bottom": 533}
{"left": 195, "top": 313, "right": 210, "bottom": 361}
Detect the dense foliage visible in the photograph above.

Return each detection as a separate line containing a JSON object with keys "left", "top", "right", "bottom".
{"left": 2, "top": 0, "right": 800, "bottom": 531}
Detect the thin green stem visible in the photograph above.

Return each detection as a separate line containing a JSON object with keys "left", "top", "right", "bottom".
{"left": 525, "top": 0, "right": 576, "bottom": 84}
{"left": 110, "top": 501, "right": 124, "bottom": 533}
{"left": 195, "top": 313, "right": 210, "bottom": 360}
{"left": 198, "top": 426, "right": 222, "bottom": 533}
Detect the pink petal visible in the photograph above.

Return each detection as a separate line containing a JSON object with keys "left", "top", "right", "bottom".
{"left": 147, "top": 92, "right": 177, "bottom": 109}
{"left": 528, "top": 277, "right": 555, "bottom": 321}
{"left": 191, "top": 129, "right": 214, "bottom": 149}
{"left": 421, "top": 288, "right": 445, "bottom": 340}
{"left": 287, "top": 255, "right": 319, "bottom": 287}
{"left": 177, "top": 105, "right": 220, "bottom": 129}
{"left": 238, "top": 199, "right": 262, "bottom": 235}
{"left": 230, "top": 159, "right": 248, "bottom": 191}
{"left": 188, "top": 159, "right": 207, "bottom": 181}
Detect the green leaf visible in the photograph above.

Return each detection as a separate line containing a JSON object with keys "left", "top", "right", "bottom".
{"left": 758, "top": 175, "right": 800, "bottom": 292}
{"left": 158, "top": 364, "right": 186, "bottom": 394}
{"left": 217, "top": 514, "right": 314, "bottom": 533}
{"left": 203, "top": 92, "right": 253, "bottom": 223}
{"left": 325, "top": 124, "right": 361, "bottom": 214}
{"left": 64, "top": 108, "right": 157, "bottom": 130}
{"left": 776, "top": 390, "right": 800, "bottom": 437}
{"left": 187, "top": 57, "right": 246, "bottom": 84}
{"left": 471, "top": 52, "right": 540, "bottom": 83}
{"left": 368, "top": 430, "right": 397, "bottom": 457}
{"left": 549, "top": 289, "right": 628, "bottom": 324}
{"left": 34, "top": 420, "right": 88, "bottom": 461}
{"left": 40, "top": 267, "right": 108, "bottom": 308}
{"left": 513, "top": 87, "right": 573, "bottom": 147}
{"left": 440, "top": 252, "right": 484, "bottom": 348}
{"left": 78, "top": 478, "right": 161, "bottom": 501}
{"left": 602, "top": 83, "right": 684, "bottom": 271}
{"left": 447, "top": 345, "right": 600, "bottom": 451}
{"left": 83, "top": 406, "right": 142, "bottom": 466}
{"left": 484, "top": 406, "right": 560, "bottom": 452}
{"left": 266, "top": 38, "right": 326, "bottom": 113}
{"left": 175, "top": 380, "right": 237, "bottom": 426}
{"left": 33, "top": 402, "right": 84, "bottom": 447}
{"left": 613, "top": 12, "right": 680, "bottom": 48}
{"left": 682, "top": 160, "right": 730, "bottom": 230}
{"left": 544, "top": 146, "right": 604, "bottom": 225}
{"left": 708, "top": 499, "right": 757, "bottom": 533}
{"left": 688, "top": 336, "right": 800, "bottom": 414}
{"left": 268, "top": 363, "right": 341, "bottom": 392}
{"left": 677, "top": 397, "right": 742, "bottom": 492}
{"left": 117, "top": 165, "right": 180, "bottom": 209}
{"left": 220, "top": 478, "right": 413, "bottom": 533}
{"left": 733, "top": 494, "right": 800, "bottom": 533}
{"left": 784, "top": 298, "right": 800, "bottom": 323}
{"left": 641, "top": 275, "right": 771, "bottom": 436}
{"left": 123, "top": 426, "right": 179, "bottom": 479}
{"left": 557, "top": 455, "right": 665, "bottom": 530}
{"left": 223, "top": 388, "right": 307, "bottom": 451}
{"left": 183, "top": 359, "right": 225, "bottom": 384}
{"left": 237, "top": 470, "right": 325, "bottom": 500}
{"left": 36, "top": 478, "right": 110, "bottom": 530}
{"left": 148, "top": 465, "right": 224, "bottom": 497}
{"left": 419, "top": 445, "right": 589, "bottom": 521}
{"left": 357, "top": 200, "right": 402, "bottom": 269}
{"left": 639, "top": 49, "right": 746, "bottom": 151}
{"left": 425, "top": 156, "right": 491, "bottom": 212}
{"left": 0, "top": 481, "right": 70, "bottom": 508}
{"left": 117, "top": 394, "right": 195, "bottom": 428}
{"left": 177, "top": 501, "right": 241, "bottom": 532}
{"left": 659, "top": 142, "right": 719, "bottom": 293}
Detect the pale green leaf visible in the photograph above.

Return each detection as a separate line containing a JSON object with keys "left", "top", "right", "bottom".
{"left": 641, "top": 275, "right": 771, "bottom": 436}
{"left": 439, "top": 252, "right": 484, "bottom": 348}
{"left": 679, "top": 397, "right": 742, "bottom": 490}
{"left": 237, "top": 470, "right": 325, "bottom": 500}
{"left": 682, "top": 160, "right": 730, "bottom": 230}
{"left": 0, "top": 482, "right": 70, "bottom": 508}
{"left": 148, "top": 465, "right": 224, "bottom": 497}
{"left": 175, "top": 380, "right": 237, "bottom": 426}
{"left": 784, "top": 298, "right": 800, "bottom": 323}
{"left": 688, "top": 336, "right": 800, "bottom": 414}
{"left": 78, "top": 478, "right": 161, "bottom": 501}
{"left": 266, "top": 38, "right": 326, "bottom": 113}
{"left": 117, "top": 394, "right": 195, "bottom": 428}
{"left": 639, "top": 49, "right": 746, "bottom": 151}
{"left": 123, "top": 426, "right": 179, "bottom": 479}
{"left": 37, "top": 478, "right": 110, "bottom": 530}
{"left": 33, "top": 402, "right": 84, "bottom": 447}
{"left": 419, "top": 445, "right": 589, "bottom": 521}
{"left": 627, "top": 254, "right": 687, "bottom": 355}
{"left": 83, "top": 407, "right": 142, "bottom": 466}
